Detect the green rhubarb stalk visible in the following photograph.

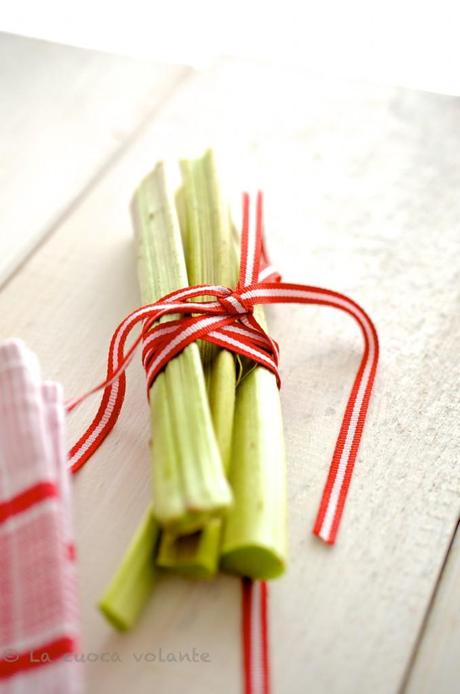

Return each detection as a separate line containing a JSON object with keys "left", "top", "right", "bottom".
{"left": 157, "top": 151, "right": 238, "bottom": 577}
{"left": 99, "top": 508, "right": 159, "bottom": 630}
{"left": 131, "top": 161, "right": 232, "bottom": 534}
{"left": 219, "top": 284, "right": 288, "bottom": 577}
{"left": 157, "top": 349, "right": 236, "bottom": 577}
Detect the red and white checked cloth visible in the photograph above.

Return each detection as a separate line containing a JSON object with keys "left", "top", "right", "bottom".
{"left": 0, "top": 339, "right": 80, "bottom": 693}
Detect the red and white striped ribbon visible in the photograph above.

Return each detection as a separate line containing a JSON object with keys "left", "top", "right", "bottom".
{"left": 67, "top": 191, "right": 379, "bottom": 694}
{"left": 242, "top": 580, "right": 270, "bottom": 694}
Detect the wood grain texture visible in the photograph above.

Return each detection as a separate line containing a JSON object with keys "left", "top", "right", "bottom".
{"left": 405, "top": 523, "right": 460, "bottom": 694}
{"left": 0, "top": 59, "right": 459, "bottom": 693}
{"left": 0, "top": 32, "right": 189, "bottom": 285}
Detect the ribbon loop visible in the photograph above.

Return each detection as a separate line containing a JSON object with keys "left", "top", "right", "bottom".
{"left": 238, "top": 192, "right": 264, "bottom": 289}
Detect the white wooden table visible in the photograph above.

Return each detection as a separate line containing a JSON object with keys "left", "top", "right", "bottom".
{"left": 1, "top": 33, "right": 459, "bottom": 694}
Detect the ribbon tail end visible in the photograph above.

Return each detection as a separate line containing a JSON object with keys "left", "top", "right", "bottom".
{"left": 312, "top": 525, "right": 337, "bottom": 545}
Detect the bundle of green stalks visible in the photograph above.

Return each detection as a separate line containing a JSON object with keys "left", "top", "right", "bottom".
{"left": 99, "top": 150, "right": 287, "bottom": 631}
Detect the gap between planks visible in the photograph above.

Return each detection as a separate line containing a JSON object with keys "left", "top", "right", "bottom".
{"left": 401, "top": 518, "right": 460, "bottom": 694}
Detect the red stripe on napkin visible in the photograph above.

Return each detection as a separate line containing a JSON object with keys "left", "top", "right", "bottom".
{"left": 0, "top": 482, "right": 59, "bottom": 524}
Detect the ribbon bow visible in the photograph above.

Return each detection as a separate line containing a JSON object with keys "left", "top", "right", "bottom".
{"left": 68, "top": 191, "right": 378, "bottom": 545}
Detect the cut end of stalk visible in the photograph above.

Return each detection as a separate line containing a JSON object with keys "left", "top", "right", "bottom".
{"left": 162, "top": 507, "right": 227, "bottom": 536}
{"left": 98, "top": 599, "right": 132, "bottom": 632}
{"left": 220, "top": 544, "right": 286, "bottom": 580}
{"left": 157, "top": 525, "right": 220, "bottom": 580}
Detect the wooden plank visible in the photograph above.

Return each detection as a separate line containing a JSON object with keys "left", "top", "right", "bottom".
{"left": 0, "top": 60, "right": 459, "bottom": 693}
{"left": 0, "top": 32, "right": 190, "bottom": 285}
{"left": 405, "top": 523, "right": 460, "bottom": 694}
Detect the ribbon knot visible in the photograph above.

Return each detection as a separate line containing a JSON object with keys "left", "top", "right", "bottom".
{"left": 218, "top": 290, "right": 253, "bottom": 316}
{"left": 138, "top": 286, "right": 278, "bottom": 395}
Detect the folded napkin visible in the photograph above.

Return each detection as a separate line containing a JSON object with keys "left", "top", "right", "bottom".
{"left": 0, "top": 340, "right": 81, "bottom": 693}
